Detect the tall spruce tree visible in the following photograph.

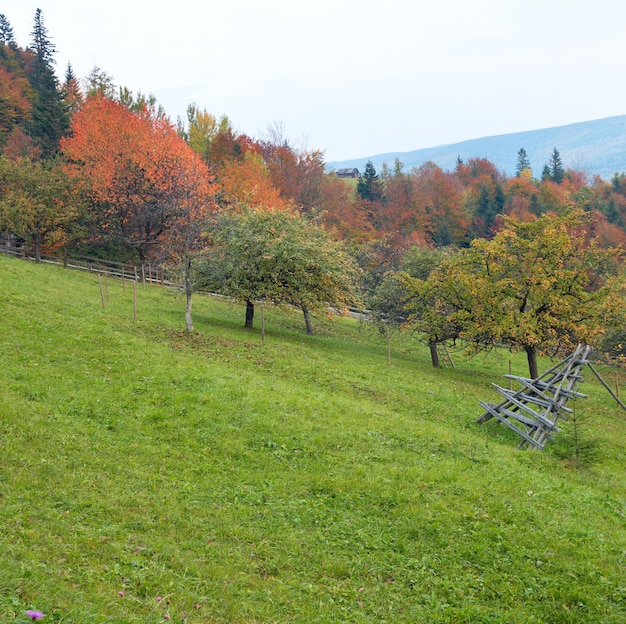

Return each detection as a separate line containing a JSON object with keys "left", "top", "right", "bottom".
{"left": 28, "top": 8, "right": 68, "bottom": 157}
{"left": 0, "top": 15, "right": 21, "bottom": 76}
{"left": 474, "top": 181, "right": 504, "bottom": 237}
{"left": 356, "top": 160, "right": 384, "bottom": 202}
{"left": 547, "top": 147, "right": 565, "bottom": 184}
{"left": 515, "top": 148, "right": 531, "bottom": 177}
{"left": 0, "top": 14, "right": 16, "bottom": 47}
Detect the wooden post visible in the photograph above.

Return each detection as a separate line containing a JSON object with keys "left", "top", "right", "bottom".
{"left": 98, "top": 274, "right": 105, "bottom": 308}
{"left": 616, "top": 372, "right": 620, "bottom": 402}
{"left": 133, "top": 280, "right": 137, "bottom": 321}
{"left": 122, "top": 267, "right": 126, "bottom": 292}
{"left": 261, "top": 302, "right": 265, "bottom": 346}
{"left": 582, "top": 363, "right": 626, "bottom": 412}
{"left": 105, "top": 271, "right": 109, "bottom": 302}
{"left": 509, "top": 359, "right": 513, "bottom": 390}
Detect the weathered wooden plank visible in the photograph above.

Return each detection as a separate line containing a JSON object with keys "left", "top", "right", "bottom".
{"left": 531, "top": 380, "right": 587, "bottom": 399}
{"left": 492, "top": 385, "right": 558, "bottom": 429}
{"left": 497, "top": 406, "right": 544, "bottom": 429}
{"left": 480, "top": 402, "right": 544, "bottom": 449}
{"left": 476, "top": 411, "right": 494, "bottom": 424}
{"left": 499, "top": 383, "right": 574, "bottom": 413}
{"left": 503, "top": 374, "right": 533, "bottom": 384}
{"left": 551, "top": 344, "right": 587, "bottom": 405}
{"left": 479, "top": 402, "right": 537, "bottom": 427}
{"left": 587, "top": 363, "right": 626, "bottom": 412}
{"left": 504, "top": 373, "right": 585, "bottom": 401}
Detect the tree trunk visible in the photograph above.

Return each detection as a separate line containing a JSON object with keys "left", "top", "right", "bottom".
{"left": 525, "top": 345, "right": 539, "bottom": 379}
{"left": 429, "top": 342, "right": 440, "bottom": 368}
{"left": 303, "top": 307, "right": 314, "bottom": 335}
{"left": 184, "top": 258, "right": 193, "bottom": 332}
{"left": 245, "top": 300, "right": 254, "bottom": 329}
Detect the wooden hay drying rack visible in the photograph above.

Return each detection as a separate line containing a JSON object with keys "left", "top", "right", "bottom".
{"left": 477, "top": 344, "right": 626, "bottom": 450}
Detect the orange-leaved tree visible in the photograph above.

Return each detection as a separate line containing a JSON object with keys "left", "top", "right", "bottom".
{"left": 411, "top": 162, "right": 468, "bottom": 246}
{"left": 61, "top": 94, "right": 214, "bottom": 263}
{"left": 217, "top": 150, "right": 293, "bottom": 212}
{"left": 0, "top": 65, "right": 32, "bottom": 151}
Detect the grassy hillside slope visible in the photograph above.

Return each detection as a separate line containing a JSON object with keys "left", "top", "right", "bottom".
{"left": 0, "top": 254, "right": 624, "bottom": 623}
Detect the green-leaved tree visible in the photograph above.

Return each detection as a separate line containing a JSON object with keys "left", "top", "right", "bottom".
{"left": 198, "top": 209, "right": 359, "bottom": 334}
{"left": 0, "top": 156, "right": 80, "bottom": 260}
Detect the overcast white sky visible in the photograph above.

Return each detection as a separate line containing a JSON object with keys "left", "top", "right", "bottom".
{"left": 4, "top": 0, "right": 626, "bottom": 162}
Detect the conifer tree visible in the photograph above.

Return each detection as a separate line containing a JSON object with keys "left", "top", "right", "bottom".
{"left": 0, "top": 17, "right": 26, "bottom": 78}
{"left": 356, "top": 160, "right": 384, "bottom": 202}
{"left": 515, "top": 148, "right": 531, "bottom": 177}
{"left": 473, "top": 181, "right": 504, "bottom": 237}
{"left": 529, "top": 193, "right": 542, "bottom": 216}
{"left": 0, "top": 14, "right": 16, "bottom": 47}
{"left": 28, "top": 8, "right": 69, "bottom": 157}
{"left": 63, "top": 63, "right": 83, "bottom": 115}
{"left": 553, "top": 402, "right": 599, "bottom": 467}
{"left": 548, "top": 147, "right": 565, "bottom": 184}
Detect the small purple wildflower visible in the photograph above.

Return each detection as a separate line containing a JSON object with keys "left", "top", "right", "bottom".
{"left": 118, "top": 591, "right": 125, "bottom": 597}
{"left": 25, "top": 610, "right": 45, "bottom": 621}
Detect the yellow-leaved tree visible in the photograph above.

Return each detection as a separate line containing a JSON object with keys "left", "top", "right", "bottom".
{"left": 404, "top": 211, "right": 624, "bottom": 377}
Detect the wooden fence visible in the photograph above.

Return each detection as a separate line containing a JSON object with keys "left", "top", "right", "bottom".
{"left": 0, "top": 239, "right": 177, "bottom": 286}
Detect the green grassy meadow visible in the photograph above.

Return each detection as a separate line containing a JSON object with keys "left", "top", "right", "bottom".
{"left": 0, "top": 254, "right": 625, "bottom": 623}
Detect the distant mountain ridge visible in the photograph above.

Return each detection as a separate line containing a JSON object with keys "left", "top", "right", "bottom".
{"left": 328, "top": 116, "right": 626, "bottom": 181}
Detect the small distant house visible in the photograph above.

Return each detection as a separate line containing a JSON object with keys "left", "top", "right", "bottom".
{"left": 336, "top": 167, "right": 360, "bottom": 179}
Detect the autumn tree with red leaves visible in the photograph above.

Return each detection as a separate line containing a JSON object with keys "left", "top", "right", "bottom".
{"left": 412, "top": 162, "right": 468, "bottom": 246}
{"left": 61, "top": 95, "right": 215, "bottom": 263}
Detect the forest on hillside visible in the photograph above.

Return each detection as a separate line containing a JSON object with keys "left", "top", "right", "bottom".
{"left": 1, "top": 10, "right": 626, "bottom": 369}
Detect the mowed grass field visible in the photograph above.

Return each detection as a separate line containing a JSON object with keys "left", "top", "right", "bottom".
{"left": 0, "top": 253, "right": 625, "bottom": 623}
